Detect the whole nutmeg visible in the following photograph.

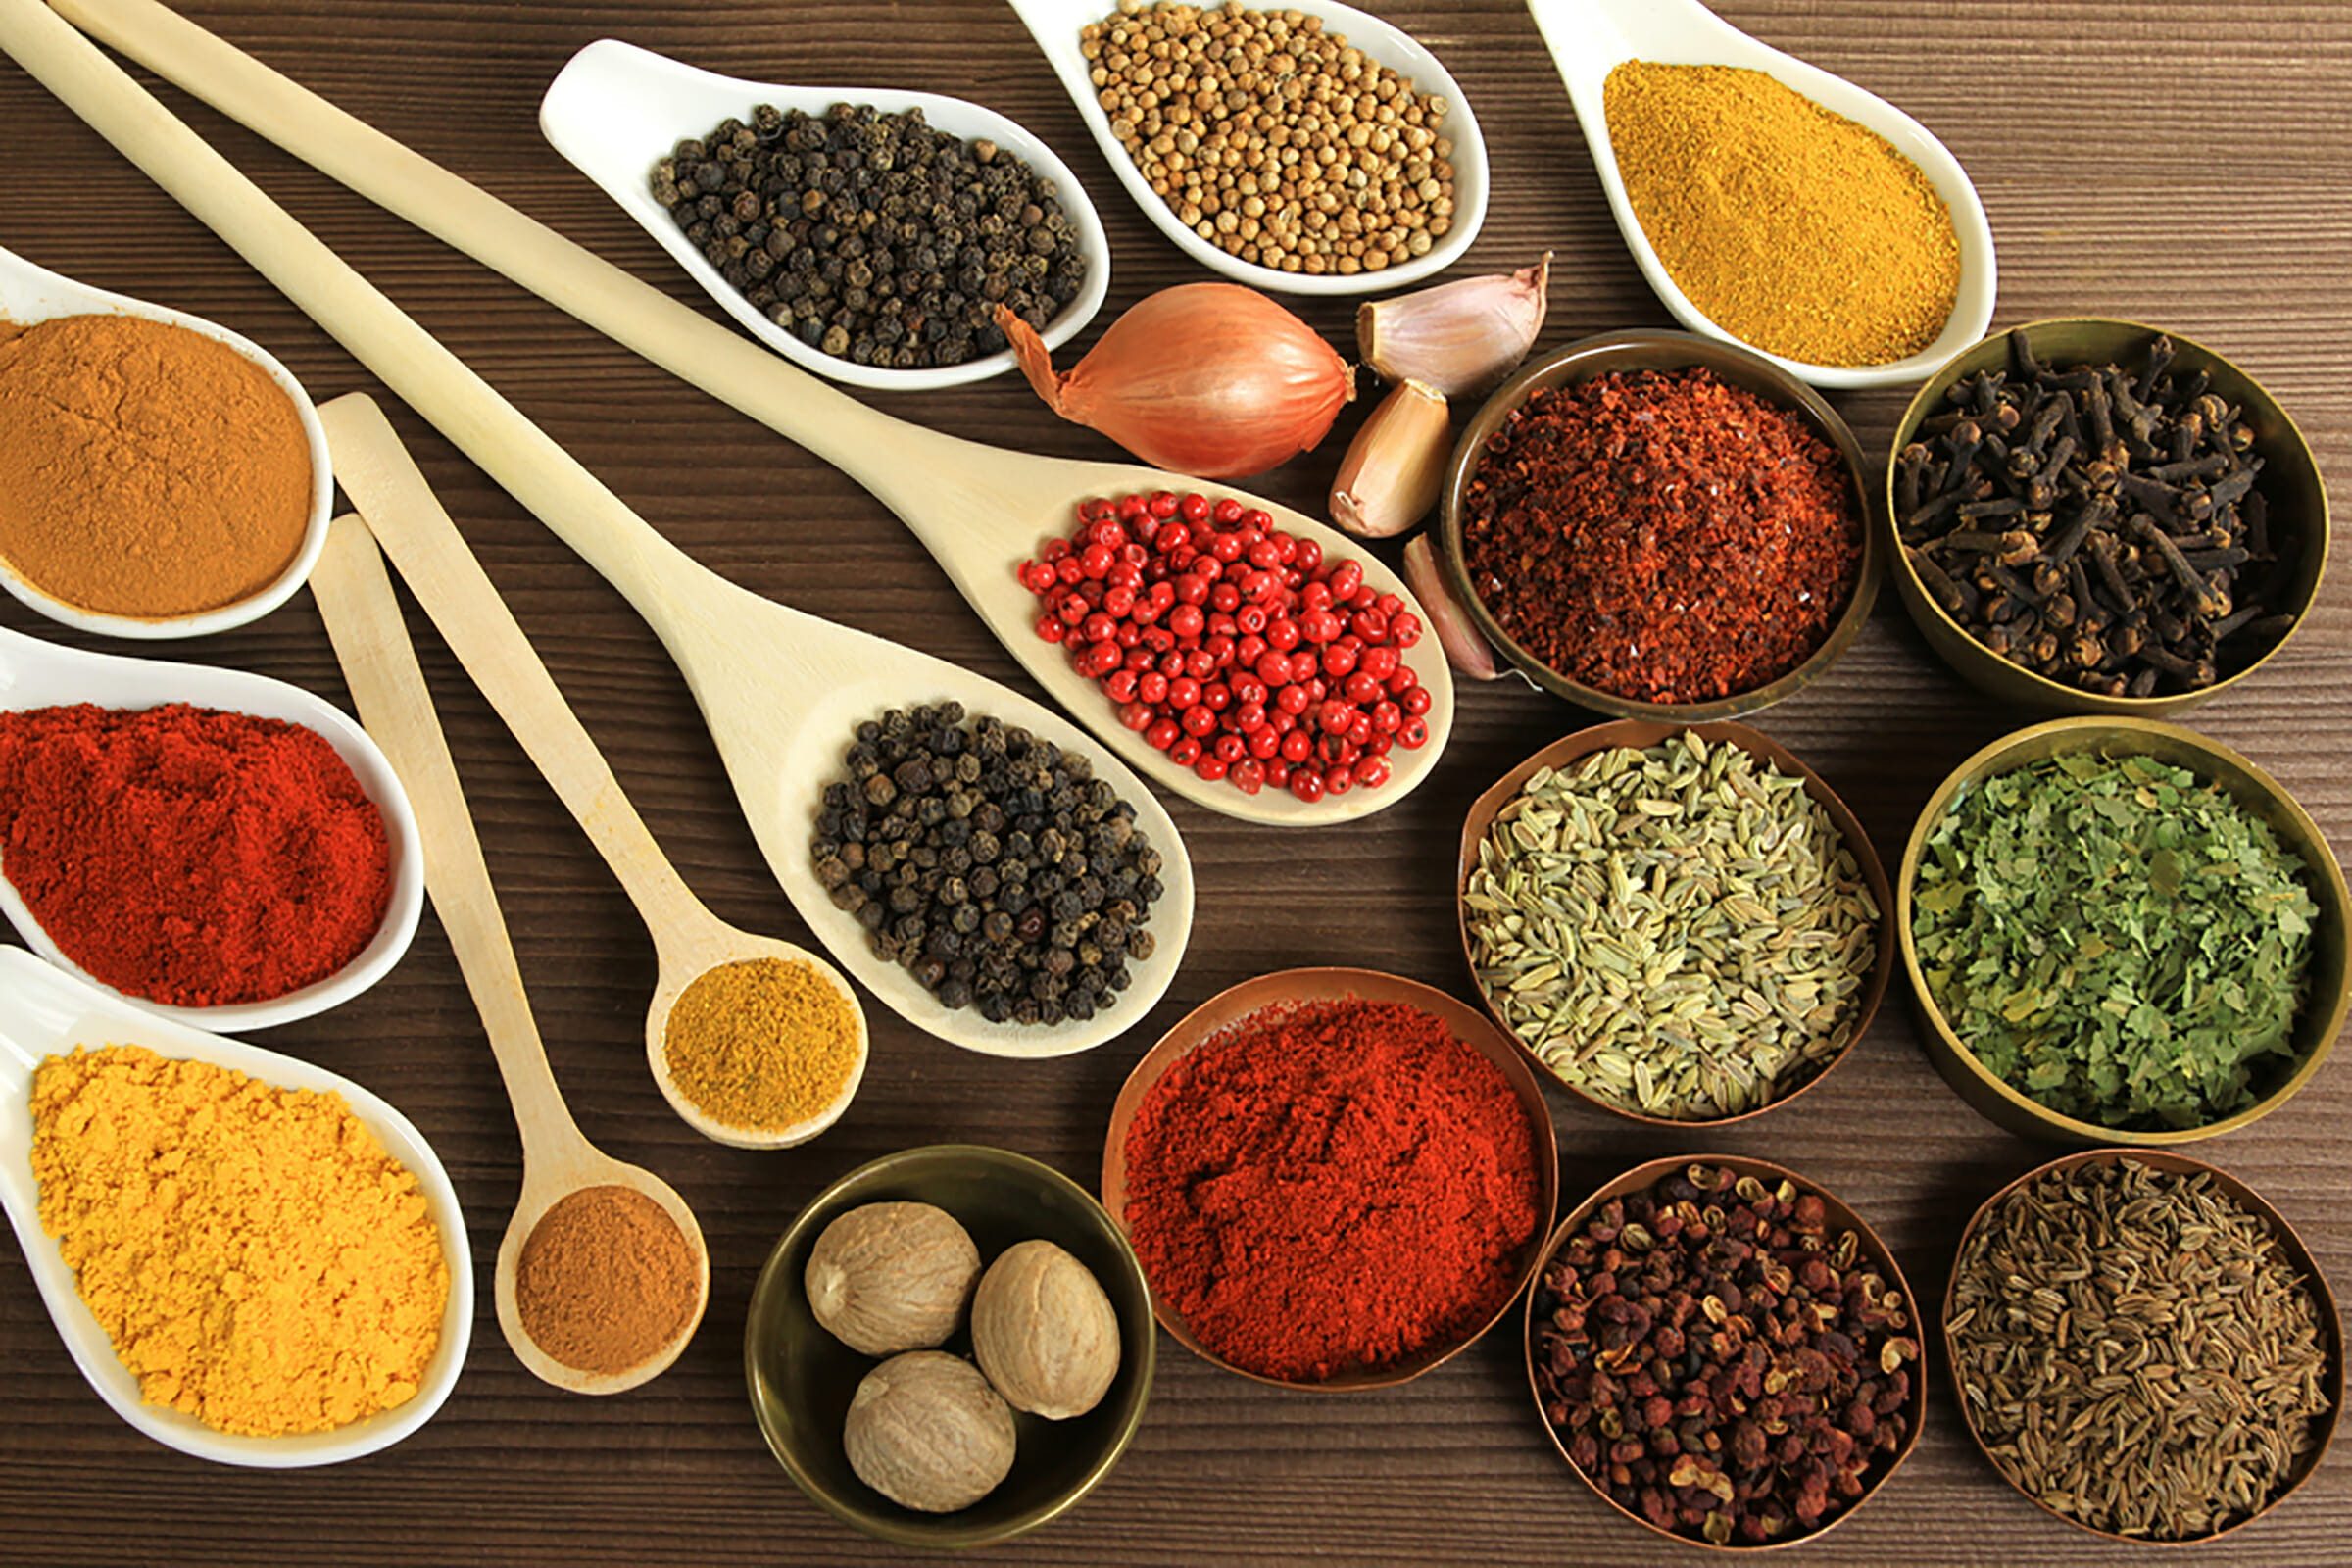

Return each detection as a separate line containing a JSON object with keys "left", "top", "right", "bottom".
{"left": 970, "top": 1239, "right": 1121, "bottom": 1419}
{"left": 843, "top": 1351, "right": 1016, "bottom": 1513}
{"left": 807, "top": 1201, "right": 981, "bottom": 1356}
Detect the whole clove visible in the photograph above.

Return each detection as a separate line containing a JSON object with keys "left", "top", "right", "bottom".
{"left": 1530, "top": 1162, "right": 1918, "bottom": 1547}
{"left": 1900, "top": 330, "right": 2298, "bottom": 696}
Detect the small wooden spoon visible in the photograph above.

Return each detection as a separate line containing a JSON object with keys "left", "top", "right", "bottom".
{"left": 311, "top": 514, "right": 709, "bottom": 1395}
{"left": 322, "top": 392, "right": 866, "bottom": 1150}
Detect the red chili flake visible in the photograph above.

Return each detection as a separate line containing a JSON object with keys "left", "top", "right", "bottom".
{"left": 1458, "top": 368, "right": 1861, "bottom": 704}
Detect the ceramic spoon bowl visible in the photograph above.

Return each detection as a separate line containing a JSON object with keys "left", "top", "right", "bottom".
{"left": 1007, "top": 0, "right": 1488, "bottom": 296}
{"left": 541, "top": 38, "right": 1111, "bottom": 392}
{"left": 1525, "top": 0, "right": 1996, "bottom": 391}
{"left": 0, "top": 621, "right": 424, "bottom": 1032}
{"left": 0, "top": 947, "right": 473, "bottom": 1465}
{"left": 0, "top": 245, "right": 335, "bottom": 634}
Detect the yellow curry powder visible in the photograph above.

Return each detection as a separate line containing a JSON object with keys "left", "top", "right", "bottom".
{"left": 29, "top": 1046, "right": 448, "bottom": 1437}
{"left": 1603, "top": 61, "right": 1960, "bottom": 368}
{"left": 662, "top": 956, "right": 859, "bottom": 1130}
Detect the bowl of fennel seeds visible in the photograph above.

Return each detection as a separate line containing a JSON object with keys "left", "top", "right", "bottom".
{"left": 1456, "top": 721, "right": 1891, "bottom": 1126}
{"left": 1944, "top": 1150, "right": 2341, "bottom": 1544}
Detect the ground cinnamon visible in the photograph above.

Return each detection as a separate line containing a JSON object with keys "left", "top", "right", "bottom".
{"left": 0, "top": 312, "right": 311, "bottom": 617}
{"left": 514, "top": 1185, "right": 699, "bottom": 1375}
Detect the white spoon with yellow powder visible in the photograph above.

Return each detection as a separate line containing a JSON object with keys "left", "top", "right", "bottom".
{"left": 0, "top": 947, "right": 473, "bottom": 1466}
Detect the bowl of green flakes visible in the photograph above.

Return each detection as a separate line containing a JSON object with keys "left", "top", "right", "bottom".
{"left": 1898, "top": 716, "right": 2350, "bottom": 1144}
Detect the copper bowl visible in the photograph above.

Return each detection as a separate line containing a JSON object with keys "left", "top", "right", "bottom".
{"left": 1525, "top": 1154, "right": 1928, "bottom": 1552}
{"left": 1885, "top": 318, "right": 2327, "bottom": 716}
{"left": 1898, "top": 716, "right": 2350, "bottom": 1145}
{"left": 1456, "top": 719, "right": 1895, "bottom": 1128}
{"left": 1101, "top": 966, "right": 1558, "bottom": 1391}
{"left": 1941, "top": 1148, "right": 2344, "bottom": 1545}
{"left": 1437, "top": 328, "right": 1881, "bottom": 722}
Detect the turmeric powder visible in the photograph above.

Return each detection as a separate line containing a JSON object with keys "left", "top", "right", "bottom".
{"left": 662, "top": 956, "right": 860, "bottom": 1130}
{"left": 29, "top": 1045, "right": 448, "bottom": 1437}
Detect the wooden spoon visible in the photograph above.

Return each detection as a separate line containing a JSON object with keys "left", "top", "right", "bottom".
{"left": 310, "top": 514, "right": 709, "bottom": 1395}
{"left": 0, "top": 0, "right": 1194, "bottom": 1057}
{"left": 322, "top": 392, "right": 865, "bottom": 1147}
{"left": 28, "top": 0, "right": 1455, "bottom": 828}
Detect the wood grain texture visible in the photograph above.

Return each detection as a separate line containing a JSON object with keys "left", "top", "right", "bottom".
{"left": 1, "top": 1, "right": 2347, "bottom": 1562}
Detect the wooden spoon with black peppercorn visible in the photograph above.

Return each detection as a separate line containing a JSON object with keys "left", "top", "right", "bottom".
{"left": 27, "top": 0, "right": 1454, "bottom": 830}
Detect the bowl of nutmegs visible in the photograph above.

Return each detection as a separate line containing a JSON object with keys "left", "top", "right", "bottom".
{"left": 744, "top": 1145, "right": 1154, "bottom": 1548}
{"left": 1885, "top": 318, "right": 2327, "bottom": 714}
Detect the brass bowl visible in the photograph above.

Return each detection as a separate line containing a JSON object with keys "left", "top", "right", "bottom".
{"left": 1525, "top": 1154, "right": 1928, "bottom": 1552}
{"left": 1437, "top": 328, "right": 1881, "bottom": 721}
{"left": 1456, "top": 719, "right": 1895, "bottom": 1128}
{"left": 1898, "top": 716, "right": 2350, "bottom": 1145}
{"left": 1941, "top": 1148, "right": 2344, "bottom": 1545}
{"left": 1101, "top": 966, "right": 1558, "bottom": 1391}
{"left": 1885, "top": 318, "right": 2328, "bottom": 715}
{"left": 744, "top": 1144, "right": 1155, "bottom": 1549}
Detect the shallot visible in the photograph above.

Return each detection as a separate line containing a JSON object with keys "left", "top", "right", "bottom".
{"left": 998, "top": 285, "right": 1352, "bottom": 479}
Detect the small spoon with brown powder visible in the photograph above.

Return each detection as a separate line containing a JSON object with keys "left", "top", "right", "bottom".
{"left": 312, "top": 514, "right": 707, "bottom": 1394}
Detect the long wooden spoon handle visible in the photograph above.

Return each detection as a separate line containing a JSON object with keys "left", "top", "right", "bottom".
{"left": 0, "top": 0, "right": 708, "bottom": 640}
{"left": 50, "top": 0, "right": 961, "bottom": 512}
{"left": 311, "top": 514, "right": 585, "bottom": 1165}
{"left": 320, "top": 393, "right": 716, "bottom": 944}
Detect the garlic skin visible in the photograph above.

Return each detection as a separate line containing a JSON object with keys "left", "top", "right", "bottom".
{"left": 1330, "top": 379, "right": 1450, "bottom": 540}
{"left": 1403, "top": 533, "right": 1500, "bottom": 680}
{"left": 1357, "top": 253, "right": 1552, "bottom": 397}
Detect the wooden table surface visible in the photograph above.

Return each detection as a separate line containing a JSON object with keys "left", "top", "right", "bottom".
{"left": 4, "top": 2, "right": 2348, "bottom": 1562}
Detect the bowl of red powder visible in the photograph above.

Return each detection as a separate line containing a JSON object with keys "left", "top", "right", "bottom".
{"left": 1438, "top": 329, "right": 1879, "bottom": 720}
{"left": 1103, "top": 967, "right": 1558, "bottom": 1390}
{"left": 0, "top": 624, "right": 423, "bottom": 1030}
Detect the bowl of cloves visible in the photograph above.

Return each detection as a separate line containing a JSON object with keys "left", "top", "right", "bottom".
{"left": 1886, "top": 318, "right": 2327, "bottom": 714}
{"left": 1524, "top": 1155, "right": 1926, "bottom": 1551}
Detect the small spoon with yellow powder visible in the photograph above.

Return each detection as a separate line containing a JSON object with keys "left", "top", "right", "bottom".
{"left": 319, "top": 394, "right": 867, "bottom": 1150}
{"left": 311, "top": 514, "right": 710, "bottom": 1394}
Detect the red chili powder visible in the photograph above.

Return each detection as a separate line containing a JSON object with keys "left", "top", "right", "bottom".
{"left": 1121, "top": 998, "right": 1542, "bottom": 1383}
{"left": 0, "top": 703, "right": 393, "bottom": 1005}
{"left": 1458, "top": 368, "right": 1861, "bottom": 704}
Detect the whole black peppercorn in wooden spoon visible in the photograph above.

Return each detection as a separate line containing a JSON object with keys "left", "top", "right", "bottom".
{"left": 34, "top": 0, "right": 1456, "bottom": 829}
{"left": 0, "top": 0, "right": 1196, "bottom": 1056}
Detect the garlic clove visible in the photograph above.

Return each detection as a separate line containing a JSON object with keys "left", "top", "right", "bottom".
{"left": 1357, "top": 253, "right": 1552, "bottom": 397}
{"left": 1330, "top": 379, "right": 1451, "bottom": 540}
{"left": 1403, "top": 532, "right": 1500, "bottom": 681}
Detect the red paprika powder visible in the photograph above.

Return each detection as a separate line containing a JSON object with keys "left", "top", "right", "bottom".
{"left": 1121, "top": 997, "right": 1542, "bottom": 1382}
{"left": 1458, "top": 368, "right": 1861, "bottom": 704}
{"left": 0, "top": 703, "right": 393, "bottom": 1006}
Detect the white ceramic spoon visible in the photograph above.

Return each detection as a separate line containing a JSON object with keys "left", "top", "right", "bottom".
{"left": 0, "top": 0, "right": 1195, "bottom": 1057}
{"left": 539, "top": 38, "right": 1112, "bottom": 393}
{"left": 1524, "top": 0, "right": 1997, "bottom": 391}
{"left": 0, "top": 245, "right": 335, "bottom": 636}
{"left": 0, "top": 946, "right": 474, "bottom": 1464}
{"left": 0, "top": 620, "right": 425, "bottom": 1032}
{"left": 1004, "top": 0, "right": 1489, "bottom": 296}
{"left": 32, "top": 0, "right": 1457, "bottom": 829}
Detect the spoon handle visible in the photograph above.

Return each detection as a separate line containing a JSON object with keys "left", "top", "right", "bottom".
{"left": 319, "top": 394, "right": 719, "bottom": 950}
{"left": 0, "top": 0, "right": 723, "bottom": 649}
{"left": 48, "top": 0, "right": 980, "bottom": 525}
{"left": 311, "top": 515, "right": 586, "bottom": 1167}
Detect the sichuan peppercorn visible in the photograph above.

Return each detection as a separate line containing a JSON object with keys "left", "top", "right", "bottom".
{"left": 809, "top": 704, "right": 1160, "bottom": 1024}
{"left": 1458, "top": 368, "right": 1862, "bottom": 705}
{"left": 1530, "top": 1161, "right": 1919, "bottom": 1547}
{"left": 649, "top": 103, "right": 1086, "bottom": 370}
